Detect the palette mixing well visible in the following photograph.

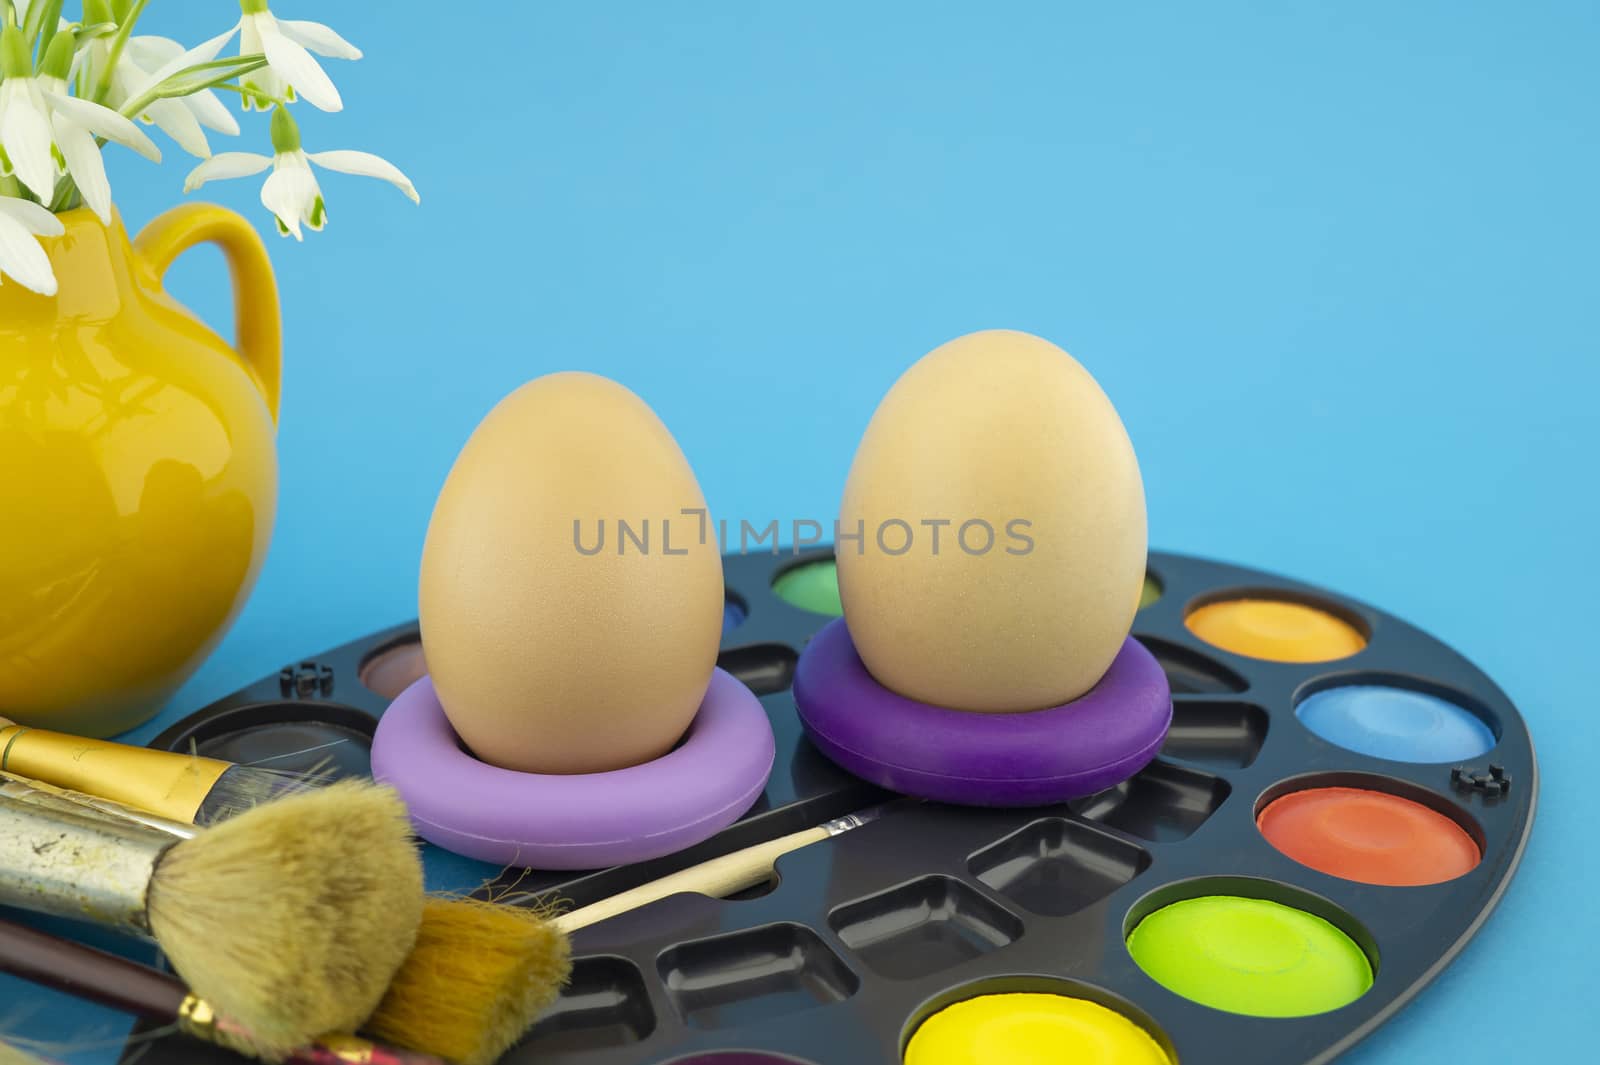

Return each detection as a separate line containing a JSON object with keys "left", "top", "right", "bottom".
{"left": 133, "top": 549, "right": 1534, "bottom": 1065}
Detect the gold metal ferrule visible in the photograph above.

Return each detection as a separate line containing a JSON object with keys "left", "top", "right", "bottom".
{"left": 0, "top": 724, "right": 228, "bottom": 824}
{"left": 177, "top": 994, "right": 220, "bottom": 1040}
{"left": 315, "top": 1034, "right": 377, "bottom": 1064}
{"left": 0, "top": 772, "right": 197, "bottom": 839}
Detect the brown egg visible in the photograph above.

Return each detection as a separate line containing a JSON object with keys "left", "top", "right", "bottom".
{"left": 419, "top": 372, "right": 724, "bottom": 774}
{"left": 838, "top": 330, "right": 1146, "bottom": 712}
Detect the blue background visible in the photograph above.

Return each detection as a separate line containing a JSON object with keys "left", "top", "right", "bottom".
{"left": 5, "top": 1, "right": 1595, "bottom": 1060}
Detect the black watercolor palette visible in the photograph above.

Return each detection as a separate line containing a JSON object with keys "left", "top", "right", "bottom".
{"left": 128, "top": 549, "right": 1535, "bottom": 1065}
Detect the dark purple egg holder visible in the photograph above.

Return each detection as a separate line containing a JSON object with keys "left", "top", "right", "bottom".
{"left": 371, "top": 667, "right": 776, "bottom": 868}
{"left": 793, "top": 619, "right": 1172, "bottom": 806}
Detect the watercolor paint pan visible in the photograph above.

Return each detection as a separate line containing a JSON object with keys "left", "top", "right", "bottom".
{"left": 122, "top": 549, "right": 1533, "bottom": 1065}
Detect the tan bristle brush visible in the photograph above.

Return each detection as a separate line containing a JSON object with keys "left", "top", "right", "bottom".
{"left": 0, "top": 780, "right": 424, "bottom": 1061}
{"left": 0, "top": 771, "right": 571, "bottom": 1065}
{"left": 364, "top": 896, "right": 571, "bottom": 1065}
{"left": 0, "top": 720, "right": 312, "bottom": 825}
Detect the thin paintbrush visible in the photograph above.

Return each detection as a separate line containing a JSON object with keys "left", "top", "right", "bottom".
{"left": 0, "top": 916, "right": 443, "bottom": 1065}
{"left": 0, "top": 781, "right": 424, "bottom": 1062}
{"left": 553, "top": 802, "right": 903, "bottom": 932}
{"left": 0, "top": 720, "right": 313, "bottom": 825}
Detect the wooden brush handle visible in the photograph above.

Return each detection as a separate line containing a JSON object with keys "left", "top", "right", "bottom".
{"left": 0, "top": 916, "right": 186, "bottom": 1020}
{"left": 553, "top": 825, "right": 831, "bottom": 933}
{"left": 0, "top": 918, "right": 447, "bottom": 1065}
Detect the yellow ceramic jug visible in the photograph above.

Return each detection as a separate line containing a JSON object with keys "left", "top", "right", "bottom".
{"left": 0, "top": 205, "right": 279, "bottom": 737}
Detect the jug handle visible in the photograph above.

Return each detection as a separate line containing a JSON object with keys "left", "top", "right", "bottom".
{"left": 133, "top": 204, "right": 282, "bottom": 424}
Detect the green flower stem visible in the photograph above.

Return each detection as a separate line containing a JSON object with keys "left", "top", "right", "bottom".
{"left": 27, "top": 0, "right": 64, "bottom": 52}
{"left": 240, "top": 0, "right": 270, "bottom": 14}
{"left": 115, "top": 54, "right": 268, "bottom": 118}
{"left": 48, "top": 175, "right": 81, "bottom": 213}
{"left": 91, "top": 0, "right": 149, "bottom": 103}
{"left": 72, "top": 13, "right": 114, "bottom": 94}
{"left": 211, "top": 80, "right": 287, "bottom": 107}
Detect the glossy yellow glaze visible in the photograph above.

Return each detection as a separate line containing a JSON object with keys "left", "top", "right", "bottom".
{"left": 0, "top": 206, "right": 279, "bottom": 736}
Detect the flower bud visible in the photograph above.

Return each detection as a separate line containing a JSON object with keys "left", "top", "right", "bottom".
{"left": 269, "top": 104, "right": 302, "bottom": 154}
{"left": 40, "top": 30, "right": 76, "bottom": 81}
{"left": 0, "top": 26, "right": 30, "bottom": 79}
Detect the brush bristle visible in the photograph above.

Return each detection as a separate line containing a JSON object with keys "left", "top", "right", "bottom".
{"left": 147, "top": 781, "right": 425, "bottom": 1061}
{"left": 0, "top": 1040, "right": 47, "bottom": 1065}
{"left": 363, "top": 896, "right": 572, "bottom": 1065}
{"left": 195, "top": 765, "right": 318, "bottom": 826}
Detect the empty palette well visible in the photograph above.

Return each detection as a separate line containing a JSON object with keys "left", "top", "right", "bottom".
{"left": 359, "top": 637, "right": 427, "bottom": 698}
{"left": 658, "top": 923, "right": 860, "bottom": 1030}
{"left": 1161, "top": 701, "right": 1269, "bottom": 769}
{"left": 522, "top": 955, "right": 655, "bottom": 1053}
{"left": 1136, "top": 636, "right": 1248, "bottom": 695}
{"left": 160, "top": 701, "right": 379, "bottom": 781}
{"left": 203, "top": 719, "right": 373, "bottom": 779}
{"left": 717, "top": 643, "right": 800, "bottom": 695}
{"left": 1071, "top": 762, "right": 1231, "bottom": 842}
{"left": 828, "top": 875, "right": 1023, "bottom": 980}
{"left": 968, "top": 819, "right": 1151, "bottom": 918}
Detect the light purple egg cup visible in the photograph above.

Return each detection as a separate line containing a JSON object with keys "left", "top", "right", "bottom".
{"left": 371, "top": 667, "right": 775, "bottom": 868}
{"left": 793, "top": 619, "right": 1171, "bottom": 806}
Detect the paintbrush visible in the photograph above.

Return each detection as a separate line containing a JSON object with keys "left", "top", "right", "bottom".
{"left": 364, "top": 895, "right": 570, "bottom": 1065}
{"left": 0, "top": 916, "right": 444, "bottom": 1065}
{"left": 0, "top": 720, "right": 313, "bottom": 825}
{"left": 373, "top": 805, "right": 901, "bottom": 1055}
{"left": 0, "top": 781, "right": 424, "bottom": 1061}
{"left": 0, "top": 771, "right": 570, "bottom": 1065}
{"left": 552, "top": 802, "right": 902, "bottom": 932}
{"left": 0, "top": 771, "right": 197, "bottom": 836}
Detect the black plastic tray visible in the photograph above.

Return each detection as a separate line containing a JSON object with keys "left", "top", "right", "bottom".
{"left": 133, "top": 549, "right": 1536, "bottom": 1065}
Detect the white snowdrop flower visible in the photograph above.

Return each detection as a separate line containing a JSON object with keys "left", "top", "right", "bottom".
{"left": 235, "top": 0, "right": 362, "bottom": 113}
{"left": 0, "top": 25, "right": 55, "bottom": 200}
{"left": 184, "top": 106, "right": 416, "bottom": 241}
{"left": 0, "top": 193, "right": 64, "bottom": 295}
{"left": 100, "top": 28, "right": 242, "bottom": 158}
{"left": 34, "top": 31, "right": 162, "bottom": 224}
